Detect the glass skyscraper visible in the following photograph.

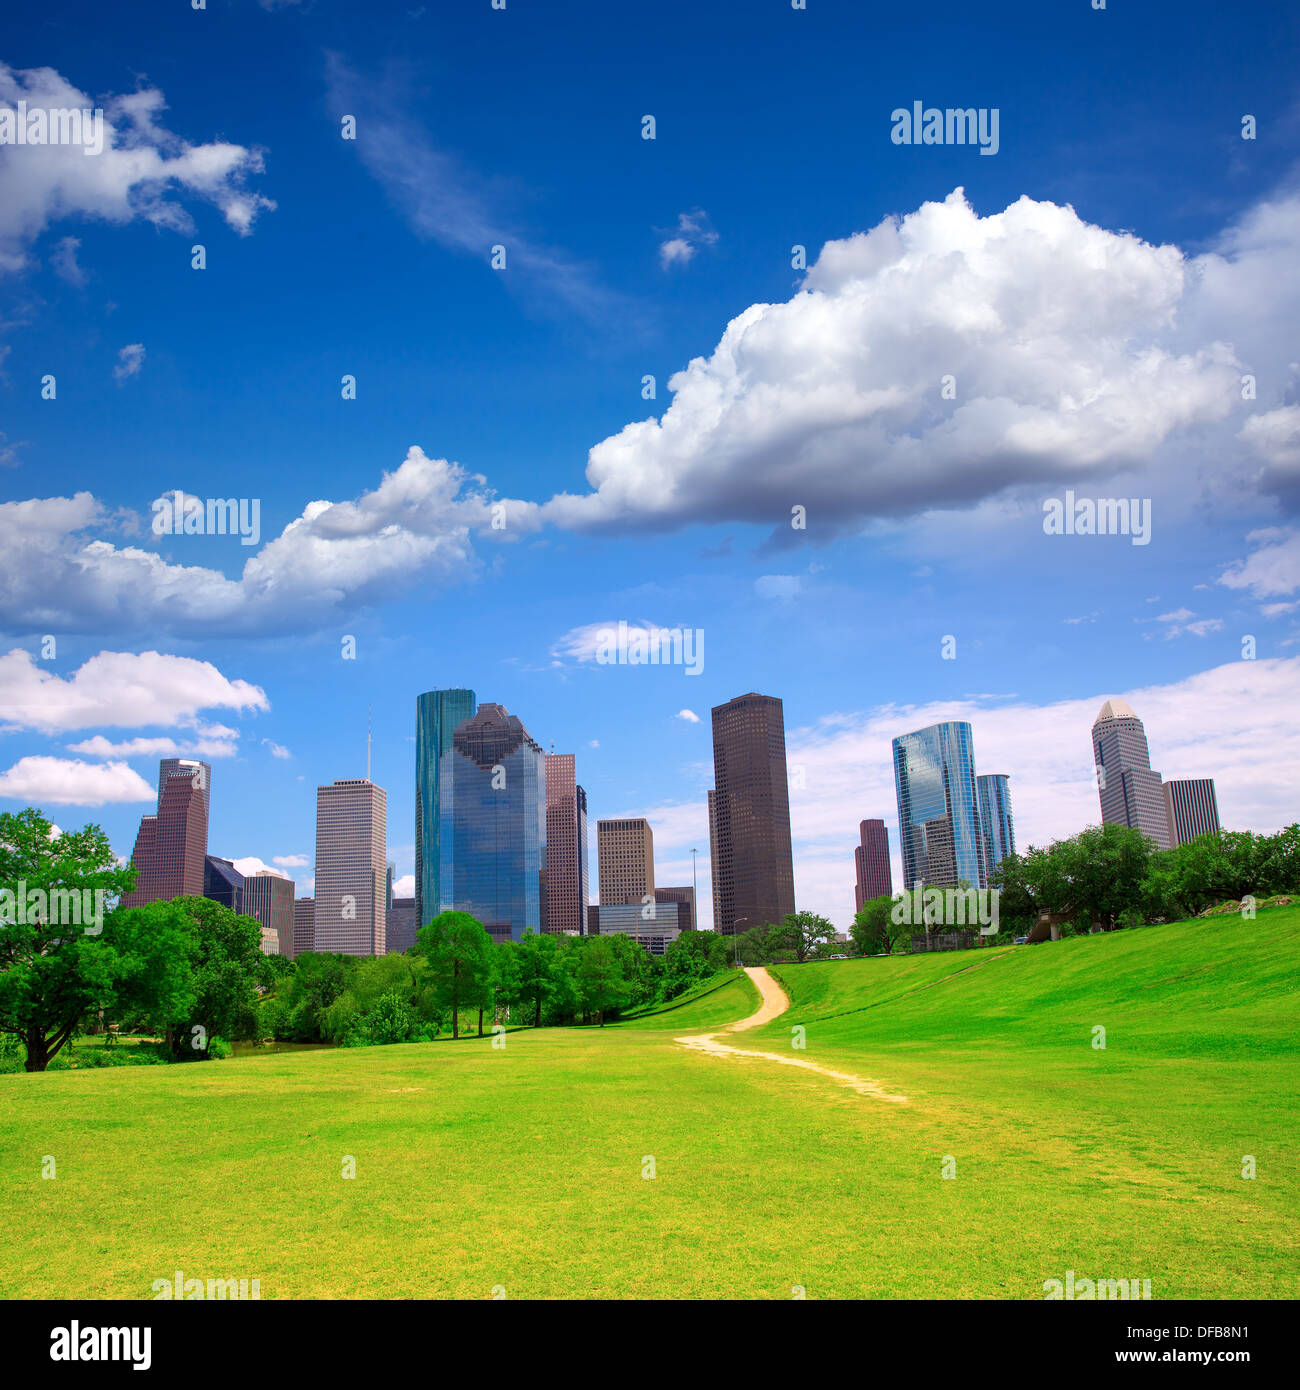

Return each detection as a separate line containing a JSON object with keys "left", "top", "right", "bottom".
{"left": 976, "top": 773, "right": 1015, "bottom": 881}
{"left": 415, "top": 687, "right": 476, "bottom": 932}
{"left": 892, "top": 721, "right": 985, "bottom": 890}
{"left": 439, "top": 702, "right": 546, "bottom": 942}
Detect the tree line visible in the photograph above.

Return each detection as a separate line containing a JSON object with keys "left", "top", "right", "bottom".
{"left": 850, "top": 821, "right": 1300, "bottom": 956}
{"left": 0, "top": 806, "right": 734, "bottom": 1071}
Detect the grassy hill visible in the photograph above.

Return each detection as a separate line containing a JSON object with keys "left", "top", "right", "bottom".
{"left": 0, "top": 911, "right": 1294, "bottom": 1299}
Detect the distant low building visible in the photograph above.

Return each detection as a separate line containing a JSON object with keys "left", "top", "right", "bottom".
{"left": 293, "top": 897, "right": 315, "bottom": 956}
{"left": 588, "top": 901, "right": 683, "bottom": 955}
{"left": 386, "top": 897, "right": 418, "bottom": 954}
{"left": 654, "top": 885, "right": 696, "bottom": 932}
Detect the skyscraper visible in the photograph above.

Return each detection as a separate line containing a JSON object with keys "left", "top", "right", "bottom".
{"left": 242, "top": 869, "right": 296, "bottom": 958}
{"left": 314, "top": 778, "right": 387, "bottom": 956}
{"left": 415, "top": 688, "right": 477, "bottom": 934}
{"left": 709, "top": 692, "right": 796, "bottom": 935}
{"left": 707, "top": 788, "right": 722, "bottom": 932}
{"left": 597, "top": 817, "right": 655, "bottom": 906}
{"left": 1091, "top": 700, "right": 1172, "bottom": 851}
{"left": 439, "top": 703, "right": 546, "bottom": 942}
{"left": 892, "top": 721, "right": 985, "bottom": 890}
{"left": 976, "top": 774, "right": 1016, "bottom": 881}
{"left": 1163, "top": 778, "right": 1221, "bottom": 847}
{"left": 385, "top": 897, "right": 418, "bottom": 953}
{"left": 158, "top": 758, "right": 211, "bottom": 821}
{"left": 854, "top": 818, "right": 892, "bottom": 910}
{"left": 544, "top": 753, "right": 588, "bottom": 934}
{"left": 121, "top": 762, "right": 209, "bottom": 908}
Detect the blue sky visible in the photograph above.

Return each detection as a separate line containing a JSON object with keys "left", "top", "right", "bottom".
{"left": 2, "top": 0, "right": 1299, "bottom": 928}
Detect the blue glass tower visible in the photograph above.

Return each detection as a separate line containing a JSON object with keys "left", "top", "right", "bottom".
{"left": 976, "top": 773, "right": 1015, "bottom": 881}
{"left": 415, "top": 688, "right": 476, "bottom": 932}
{"left": 892, "top": 721, "right": 985, "bottom": 889}
{"left": 439, "top": 702, "right": 547, "bottom": 941}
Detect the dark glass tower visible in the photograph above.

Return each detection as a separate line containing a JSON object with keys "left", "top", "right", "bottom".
{"left": 439, "top": 703, "right": 546, "bottom": 941}
{"left": 893, "top": 721, "right": 985, "bottom": 890}
{"left": 415, "top": 688, "right": 476, "bottom": 931}
{"left": 709, "top": 692, "right": 796, "bottom": 936}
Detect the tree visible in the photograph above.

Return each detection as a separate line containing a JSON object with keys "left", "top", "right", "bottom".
{"left": 575, "top": 936, "right": 629, "bottom": 1025}
{"left": 158, "top": 896, "right": 264, "bottom": 1059}
{"left": 850, "top": 895, "right": 893, "bottom": 956}
{"left": 0, "top": 808, "right": 136, "bottom": 1071}
{"left": 513, "top": 929, "right": 561, "bottom": 1028}
{"left": 418, "top": 911, "right": 493, "bottom": 1039}
{"left": 660, "top": 928, "right": 728, "bottom": 1000}
{"left": 768, "top": 911, "right": 837, "bottom": 964}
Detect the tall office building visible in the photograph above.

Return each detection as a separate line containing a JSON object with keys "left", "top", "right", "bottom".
{"left": 853, "top": 819, "right": 893, "bottom": 910}
{"left": 892, "top": 721, "right": 985, "bottom": 890}
{"left": 243, "top": 869, "right": 296, "bottom": 959}
{"left": 1091, "top": 700, "right": 1172, "bottom": 851}
{"left": 544, "top": 754, "right": 588, "bottom": 934}
{"left": 597, "top": 817, "right": 655, "bottom": 906}
{"left": 293, "top": 897, "right": 315, "bottom": 956}
{"left": 655, "top": 885, "right": 696, "bottom": 932}
{"left": 1163, "top": 778, "right": 1221, "bottom": 847}
{"left": 415, "top": 688, "right": 477, "bottom": 934}
{"left": 314, "top": 778, "right": 387, "bottom": 956}
{"left": 709, "top": 692, "right": 796, "bottom": 935}
{"left": 121, "top": 763, "right": 209, "bottom": 908}
{"left": 976, "top": 774, "right": 1016, "bottom": 881}
{"left": 439, "top": 703, "right": 546, "bottom": 942}
{"left": 158, "top": 758, "right": 211, "bottom": 821}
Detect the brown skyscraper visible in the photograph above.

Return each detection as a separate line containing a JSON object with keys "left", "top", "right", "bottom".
{"left": 544, "top": 753, "right": 589, "bottom": 934}
{"left": 853, "top": 818, "right": 893, "bottom": 910}
{"left": 121, "top": 764, "right": 208, "bottom": 908}
{"left": 314, "top": 778, "right": 387, "bottom": 956}
{"left": 710, "top": 692, "right": 795, "bottom": 935}
{"left": 597, "top": 818, "right": 654, "bottom": 906}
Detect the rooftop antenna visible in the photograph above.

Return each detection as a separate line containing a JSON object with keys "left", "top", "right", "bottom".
{"left": 366, "top": 705, "right": 373, "bottom": 782}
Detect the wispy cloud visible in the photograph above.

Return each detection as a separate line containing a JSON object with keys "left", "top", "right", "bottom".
{"left": 325, "top": 54, "right": 622, "bottom": 322}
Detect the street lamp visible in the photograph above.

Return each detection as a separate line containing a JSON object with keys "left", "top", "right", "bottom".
{"left": 732, "top": 918, "right": 749, "bottom": 966}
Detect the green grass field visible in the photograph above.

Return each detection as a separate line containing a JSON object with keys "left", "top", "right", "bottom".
{"left": 1, "top": 910, "right": 1296, "bottom": 1300}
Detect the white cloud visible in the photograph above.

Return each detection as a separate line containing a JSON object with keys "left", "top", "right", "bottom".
{"left": 0, "top": 62, "right": 273, "bottom": 275}
{"left": 0, "top": 755, "right": 154, "bottom": 805}
{"left": 272, "top": 854, "right": 309, "bottom": 868}
{"left": 231, "top": 856, "right": 290, "bottom": 880}
{"left": 391, "top": 873, "right": 415, "bottom": 898}
{"left": 0, "top": 648, "right": 267, "bottom": 734}
{"left": 1219, "top": 528, "right": 1300, "bottom": 598}
{"left": 0, "top": 449, "right": 540, "bottom": 635}
{"left": 262, "top": 739, "right": 291, "bottom": 759}
{"left": 676, "top": 708, "right": 700, "bottom": 723}
{"left": 755, "top": 574, "right": 803, "bottom": 600}
{"left": 658, "top": 209, "right": 717, "bottom": 269}
{"left": 544, "top": 188, "right": 1300, "bottom": 536}
{"left": 113, "top": 343, "right": 144, "bottom": 380}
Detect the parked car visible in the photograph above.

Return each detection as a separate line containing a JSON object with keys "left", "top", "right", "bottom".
{"left": 1014, "top": 935, "right": 1028, "bottom": 945}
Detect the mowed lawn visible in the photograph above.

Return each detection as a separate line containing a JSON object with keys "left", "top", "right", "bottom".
{"left": 1, "top": 913, "right": 1296, "bottom": 1300}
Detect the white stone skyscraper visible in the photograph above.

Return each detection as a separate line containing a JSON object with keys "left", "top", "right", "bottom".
{"left": 1090, "top": 700, "right": 1172, "bottom": 851}
{"left": 314, "top": 778, "right": 387, "bottom": 956}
